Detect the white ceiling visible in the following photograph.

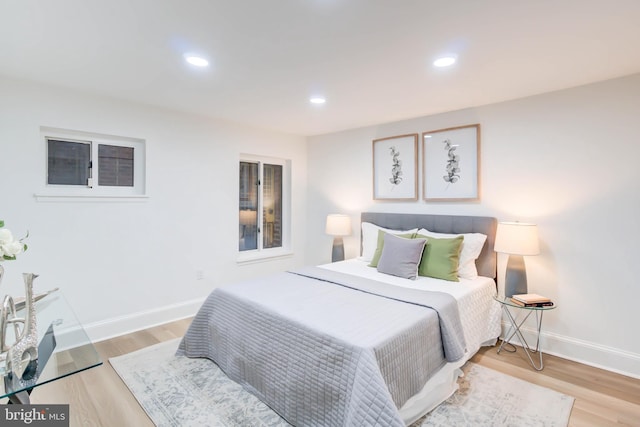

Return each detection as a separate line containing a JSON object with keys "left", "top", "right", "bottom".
{"left": 2, "top": 0, "right": 640, "bottom": 136}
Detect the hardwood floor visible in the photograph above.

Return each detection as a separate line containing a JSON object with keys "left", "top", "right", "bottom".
{"left": 470, "top": 347, "right": 640, "bottom": 426}
{"left": 14, "top": 318, "right": 640, "bottom": 426}
{"left": 22, "top": 318, "right": 193, "bottom": 427}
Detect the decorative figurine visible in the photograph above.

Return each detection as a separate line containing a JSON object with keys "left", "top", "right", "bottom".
{"left": 3, "top": 273, "right": 39, "bottom": 379}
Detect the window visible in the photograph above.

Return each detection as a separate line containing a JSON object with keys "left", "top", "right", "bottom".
{"left": 98, "top": 144, "right": 134, "bottom": 187}
{"left": 239, "top": 156, "right": 289, "bottom": 257}
{"left": 40, "top": 127, "right": 146, "bottom": 198}
{"left": 47, "top": 139, "right": 91, "bottom": 185}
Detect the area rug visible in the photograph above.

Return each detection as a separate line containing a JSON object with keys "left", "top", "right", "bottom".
{"left": 110, "top": 339, "right": 574, "bottom": 427}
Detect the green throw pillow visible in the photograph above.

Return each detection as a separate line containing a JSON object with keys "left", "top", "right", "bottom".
{"left": 414, "top": 234, "right": 464, "bottom": 281}
{"left": 368, "top": 230, "right": 416, "bottom": 267}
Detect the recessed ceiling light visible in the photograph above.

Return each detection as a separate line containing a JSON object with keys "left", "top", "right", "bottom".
{"left": 309, "top": 96, "right": 326, "bottom": 104}
{"left": 184, "top": 55, "right": 209, "bottom": 67}
{"left": 433, "top": 56, "right": 457, "bottom": 67}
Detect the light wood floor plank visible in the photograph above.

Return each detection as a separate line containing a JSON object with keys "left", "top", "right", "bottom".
{"left": 471, "top": 346, "right": 640, "bottom": 426}
{"left": 20, "top": 318, "right": 640, "bottom": 426}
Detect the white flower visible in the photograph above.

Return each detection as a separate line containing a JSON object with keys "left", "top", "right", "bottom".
{"left": 0, "top": 228, "right": 13, "bottom": 245}
{"left": 0, "top": 221, "right": 28, "bottom": 261}
{"left": 1, "top": 240, "right": 23, "bottom": 257}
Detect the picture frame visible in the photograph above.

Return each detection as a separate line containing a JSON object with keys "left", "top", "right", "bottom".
{"left": 422, "top": 124, "right": 480, "bottom": 201}
{"left": 372, "top": 134, "right": 418, "bottom": 201}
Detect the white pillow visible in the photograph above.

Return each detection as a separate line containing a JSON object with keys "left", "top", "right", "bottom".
{"left": 360, "top": 222, "right": 418, "bottom": 262}
{"left": 417, "top": 228, "right": 487, "bottom": 279}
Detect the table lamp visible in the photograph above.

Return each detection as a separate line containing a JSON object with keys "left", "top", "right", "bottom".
{"left": 494, "top": 222, "right": 540, "bottom": 297}
{"left": 325, "top": 214, "right": 352, "bottom": 262}
{"left": 239, "top": 209, "right": 257, "bottom": 233}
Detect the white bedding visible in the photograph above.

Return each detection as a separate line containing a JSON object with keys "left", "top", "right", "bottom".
{"left": 320, "top": 258, "right": 502, "bottom": 424}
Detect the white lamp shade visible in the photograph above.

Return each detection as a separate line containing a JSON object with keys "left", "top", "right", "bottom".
{"left": 494, "top": 222, "right": 540, "bottom": 256}
{"left": 239, "top": 209, "right": 257, "bottom": 225}
{"left": 325, "top": 214, "right": 352, "bottom": 236}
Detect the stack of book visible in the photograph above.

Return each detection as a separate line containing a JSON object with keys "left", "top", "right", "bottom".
{"left": 510, "top": 293, "right": 554, "bottom": 307}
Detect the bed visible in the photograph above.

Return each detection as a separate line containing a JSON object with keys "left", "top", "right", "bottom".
{"left": 179, "top": 212, "right": 501, "bottom": 426}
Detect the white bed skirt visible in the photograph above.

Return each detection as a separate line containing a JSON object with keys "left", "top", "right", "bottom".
{"left": 399, "top": 363, "right": 463, "bottom": 425}
{"left": 399, "top": 336, "right": 497, "bottom": 425}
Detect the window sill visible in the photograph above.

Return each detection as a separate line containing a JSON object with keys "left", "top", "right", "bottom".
{"left": 34, "top": 193, "right": 150, "bottom": 203}
{"left": 237, "top": 249, "right": 294, "bottom": 265}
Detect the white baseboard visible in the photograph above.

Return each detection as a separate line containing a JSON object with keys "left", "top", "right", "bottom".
{"left": 500, "top": 321, "right": 640, "bottom": 379}
{"left": 84, "top": 297, "right": 206, "bottom": 343}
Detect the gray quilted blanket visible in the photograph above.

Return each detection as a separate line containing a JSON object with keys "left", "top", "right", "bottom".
{"left": 179, "top": 266, "right": 466, "bottom": 426}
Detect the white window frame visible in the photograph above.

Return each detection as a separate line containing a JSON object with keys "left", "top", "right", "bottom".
{"left": 237, "top": 154, "right": 292, "bottom": 264}
{"left": 36, "top": 126, "right": 147, "bottom": 201}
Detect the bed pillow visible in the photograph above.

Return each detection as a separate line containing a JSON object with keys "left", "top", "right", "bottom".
{"left": 360, "top": 222, "right": 418, "bottom": 262}
{"left": 418, "top": 229, "right": 487, "bottom": 279}
{"left": 414, "top": 234, "right": 463, "bottom": 281}
{"left": 368, "top": 230, "right": 416, "bottom": 267}
{"left": 376, "top": 233, "right": 426, "bottom": 280}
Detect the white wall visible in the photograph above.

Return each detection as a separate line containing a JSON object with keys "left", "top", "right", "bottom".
{"left": 0, "top": 76, "right": 307, "bottom": 340}
{"left": 306, "top": 73, "right": 640, "bottom": 378}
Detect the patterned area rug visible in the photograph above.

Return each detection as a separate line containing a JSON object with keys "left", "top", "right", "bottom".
{"left": 110, "top": 339, "right": 574, "bottom": 427}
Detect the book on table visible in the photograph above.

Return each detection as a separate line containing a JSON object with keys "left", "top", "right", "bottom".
{"left": 509, "top": 297, "right": 554, "bottom": 307}
{"left": 511, "top": 293, "right": 551, "bottom": 304}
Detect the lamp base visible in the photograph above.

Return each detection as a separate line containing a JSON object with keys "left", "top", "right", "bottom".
{"left": 331, "top": 237, "right": 345, "bottom": 262}
{"left": 504, "top": 254, "right": 528, "bottom": 297}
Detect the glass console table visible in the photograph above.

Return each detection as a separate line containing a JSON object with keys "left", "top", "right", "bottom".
{"left": 0, "top": 290, "right": 102, "bottom": 404}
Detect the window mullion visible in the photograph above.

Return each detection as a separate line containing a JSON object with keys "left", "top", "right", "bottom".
{"left": 257, "top": 162, "right": 264, "bottom": 251}
{"left": 88, "top": 141, "right": 95, "bottom": 188}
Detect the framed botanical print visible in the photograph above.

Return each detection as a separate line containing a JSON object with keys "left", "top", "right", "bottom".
{"left": 372, "top": 134, "right": 418, "bottom": 201}
{"left": 422, "top": 124, "right": 480, "bottom": 201}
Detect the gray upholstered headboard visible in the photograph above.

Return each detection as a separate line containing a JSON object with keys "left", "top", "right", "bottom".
{"left": 361, "top": 212, "right": 497, "bottom": 279}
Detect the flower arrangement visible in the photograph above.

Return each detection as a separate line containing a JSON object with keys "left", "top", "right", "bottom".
{"left": 0, "top": 220, "right": 28, "bottom": 262}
